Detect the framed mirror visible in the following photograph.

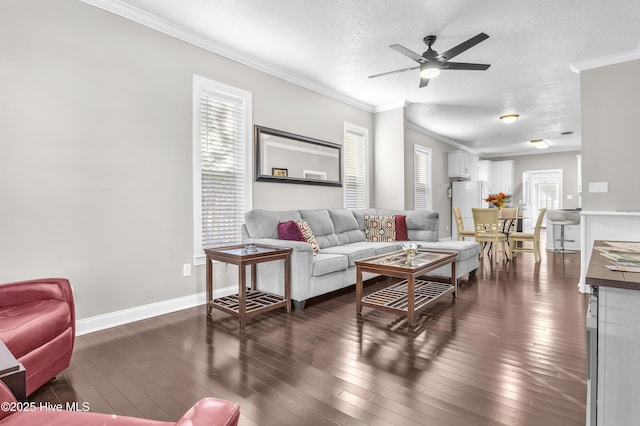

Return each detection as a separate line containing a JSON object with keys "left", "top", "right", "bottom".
{"left": 254, "top": 125, "right": 342, "bottom": 187}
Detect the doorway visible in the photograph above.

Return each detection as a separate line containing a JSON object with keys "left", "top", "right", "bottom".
{"left": 522, "top": 169, "right": 563, "bottom": 231}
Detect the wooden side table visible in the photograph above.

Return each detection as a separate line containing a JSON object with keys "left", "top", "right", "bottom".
{"left": 205, "top": 244, "right": 292, "bottom": 328}
{"left": 0, "top": 340, "right": 26, "bottom": 401}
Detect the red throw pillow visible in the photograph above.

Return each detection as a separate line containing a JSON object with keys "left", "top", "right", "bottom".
{"left": 394, "top": 215, "right": 409, "bottom": 241}
{"left": 278, "top": 220, "right": 306, "bottom": 242}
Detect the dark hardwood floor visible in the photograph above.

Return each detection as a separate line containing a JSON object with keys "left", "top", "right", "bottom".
{"left": 31, "top": 239, "right": 588, "bottom": 425}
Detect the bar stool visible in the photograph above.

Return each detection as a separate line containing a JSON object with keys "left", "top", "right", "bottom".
{"left": 547, "top": 210, "right": 580, "bottom": 254}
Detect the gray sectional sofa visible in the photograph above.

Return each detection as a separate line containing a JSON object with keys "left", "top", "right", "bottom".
{"left": 241, "top": 208, "right": 480, "bottom": 310}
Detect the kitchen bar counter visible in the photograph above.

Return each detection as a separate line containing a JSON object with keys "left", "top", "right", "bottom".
{"left": 580, "top": 211, "right": 640, "bottom": 292}
{"left": 585, "top": 239, "right": 640, "bottom": 425}
{"left": 586, "top": 240, "right": 640, "bottom": 291}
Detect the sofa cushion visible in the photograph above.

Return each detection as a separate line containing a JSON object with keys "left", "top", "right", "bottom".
{"left": 244, "top": 209, "right": 302, "bottom": 239}
{"left": 352, "top": 208, "right": 379, "bottom": 231}
{"left": 405, "top": 209, "right": 439, "bottom": 242}
{"left": 348, "top": 242, "right": 399, "bottom": 256}
{"left": 311, "top": 253, "right": 349, "bottom": 277}
{"left": 0, "top": 300, "right": 71, "bottom": 358}
{"left": 328, "top": 209, "right": 359, "bottom": 233}
{"left": 296, "top": 220, "right": 320, "bottom": 255}
{"left": 364, "top": 214, "right": 397, "bottom": 242}
{"left": 300, "top": 210, "right": 339, "bottom": 248}
{"left": 328, "top": 209, "right": 366, "bottom": 245}
{"left": 412, "top": 240, "right": 480, "bottom": 262}
{"left": 278, "top": 220, "right": 305, "bottom": 242}
{"left": 320, "top": 245, "right": 376, "bottom": 267}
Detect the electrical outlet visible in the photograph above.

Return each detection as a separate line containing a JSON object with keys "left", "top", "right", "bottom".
{"left": 183, "top": 263, "right": 192, "bottom": 277}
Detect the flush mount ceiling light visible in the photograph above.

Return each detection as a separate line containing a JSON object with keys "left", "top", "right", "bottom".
{"left": 530, "top": 139, "right": 549, "bottom": 149}
{"left": 499, "top": 114, "right": 519, "bottom": 124}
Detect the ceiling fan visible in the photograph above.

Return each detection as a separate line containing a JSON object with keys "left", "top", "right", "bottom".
{"left": 369, "top": 33, "right": 491, "bottom": 88}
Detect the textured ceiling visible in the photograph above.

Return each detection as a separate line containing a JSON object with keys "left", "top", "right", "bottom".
{"left": 109, "top": 0, "right": 640, "bottom": 157}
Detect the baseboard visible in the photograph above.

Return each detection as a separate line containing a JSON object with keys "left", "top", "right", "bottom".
{"left": 75, "top": 286, "right": 237, "bottom": 336}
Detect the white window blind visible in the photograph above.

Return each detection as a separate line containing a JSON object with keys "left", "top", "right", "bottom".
{"left": 414, "top": 145, "right": 432, "bottom": 210}
{"left": 344, "top": 123, "right": 368, "bottom": 209}
{"left": 193, "top": 76, "right": 252, "bottom": 263}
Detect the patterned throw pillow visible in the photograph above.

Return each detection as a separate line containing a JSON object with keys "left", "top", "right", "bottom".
{"left": 364, "top": 214, "right": 397, "bottom": 242}
{"left": 296, "top": 220, "right": 320, "bottom": 255}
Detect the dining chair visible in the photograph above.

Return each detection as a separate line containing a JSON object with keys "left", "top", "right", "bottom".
{"left": 510, "top": 208, "right": 547, "bottom": 262}
{"left": 472, "top": 208, "right": 509, "bottom": 263}
{"left": 499, "top": 207, "right": 519, "bottom": 235}
{"left": 452, "top": 207, "right": 476, "bottom": 241}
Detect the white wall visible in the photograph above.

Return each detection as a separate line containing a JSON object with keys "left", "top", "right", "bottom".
{"left": 373, "top": 108, "right": 405, "bottom": 209}
{"left": 404, "top": 124, "right": 455, "bottom": 239}
{"left": 0, "top": 0, "right": 372, "bottom": 320}
{"left": 581, "top": 59, "right": 640, "bottom": 210}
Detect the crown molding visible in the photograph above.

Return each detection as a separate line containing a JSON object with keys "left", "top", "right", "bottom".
{"left": 570, "top": 48, "right": 640, "bottom": 73}
{"left": 405, "top": 121, "right": 482, "bottom": 156}
{"left": 81, "top": 0, "right": 375, "bottom": 113}
{"left": 373, "top": 101, "right": 406, "bottom": 113}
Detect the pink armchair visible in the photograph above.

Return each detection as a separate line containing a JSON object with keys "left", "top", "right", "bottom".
{"left": 0, "top": 380, "right": 240, "bottom": 425}
{"left": 0, "top": 278, "right": 75, "bottom": 396}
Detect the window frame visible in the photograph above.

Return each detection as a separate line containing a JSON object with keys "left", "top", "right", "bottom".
{"left": 192, "top": 75, "right": 252, "bottom": 265}
{"left": 343, "top": 122, "right": 369, "bottom": 209}
{"left": 413, "top": 144, "right": 433, "bottom": 210}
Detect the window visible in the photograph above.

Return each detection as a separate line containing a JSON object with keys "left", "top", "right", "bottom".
{"left": 414, "top": 145, "right": 432, "bottom": 210}
{"left": 193, "top": 76, "right": 252, "bottom": 264}
{"left": 343, "top": 123, "right": 368, "bottom": 209}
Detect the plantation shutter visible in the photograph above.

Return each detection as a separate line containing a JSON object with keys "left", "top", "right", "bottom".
{"left": 344, "top": 126, "right": 367, "bottom": 209}
{"left": 414, "top": 146, "right": 432, "bottom": 210}
{"left": 199, "top": 89, "right": 247, "bottom": 248}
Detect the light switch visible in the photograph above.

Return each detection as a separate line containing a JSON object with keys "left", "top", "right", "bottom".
{"left": 588, "top": 182, "right": 608, "bottom": 193}
{"left": 567, "top": 194, "right": 573, "bottom": 200}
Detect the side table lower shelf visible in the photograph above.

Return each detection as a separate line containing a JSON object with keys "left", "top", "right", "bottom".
{"left": 361, "top": 279, "right": 454, "bottom": 314}
{"left": 211, "top": 290, "right": 287, "bottom": 316}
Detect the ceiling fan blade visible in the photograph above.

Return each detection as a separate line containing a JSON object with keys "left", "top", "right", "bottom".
{"left": 440, "top": 33, "right": 489, "bottom": 61}
{"left": 368, "top": 65, "right": 420, "bottom": 79}
{"left": 443, "top": 62, "right": 491, "bottom": 70}
{"left": 419, "top": 76, "right": 430, "bottom": 88}
{"left": 390, "top": 44, "right": 425, "bottom": 63}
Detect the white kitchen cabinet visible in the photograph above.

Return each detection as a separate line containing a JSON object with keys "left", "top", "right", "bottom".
{"left": 477, "top": 160, "right": 491, "bottom": 182}
{"left": 585, "top": 243, "right": 640, "bottom": 426}
{"left": 448, "top": 151, "right": 477, "bottom": 180}
{"left": 596, "top": 286, "right": 640, "bottom": 426}
{"left": 488, "top": 160, "right": 514, "bottom": 194}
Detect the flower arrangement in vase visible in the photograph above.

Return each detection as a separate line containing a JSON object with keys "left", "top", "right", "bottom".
{"left": 485, "top": 192, "right": 511, "bottom": 208}
{"left": 402, "top": 242, "right": 419, "bottom": 266}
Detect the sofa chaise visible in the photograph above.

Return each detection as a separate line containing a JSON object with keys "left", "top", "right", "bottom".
{"left": 241, "top": 208, "right": 480, "bottom": 310}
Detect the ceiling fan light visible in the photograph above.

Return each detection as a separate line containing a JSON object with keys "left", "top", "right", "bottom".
{"left": 530, "top": 139, "right": 549, "bottom": 149}
{"left": 499, "top": 114, "right": 519, "bottom": 124}
{"left": 420, "top": 67, "right": 440, "bottom": 79}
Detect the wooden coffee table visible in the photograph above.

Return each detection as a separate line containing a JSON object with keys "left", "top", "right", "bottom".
{"left": 355, "top": 249, "right": 458, "bottom": 327}
{"left": 205, "top": 244, "right": 291, "bottom": 329}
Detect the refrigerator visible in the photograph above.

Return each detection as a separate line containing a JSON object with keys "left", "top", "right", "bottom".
{"left": 451, "top": 180, "right": 488, "bottom": 240}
